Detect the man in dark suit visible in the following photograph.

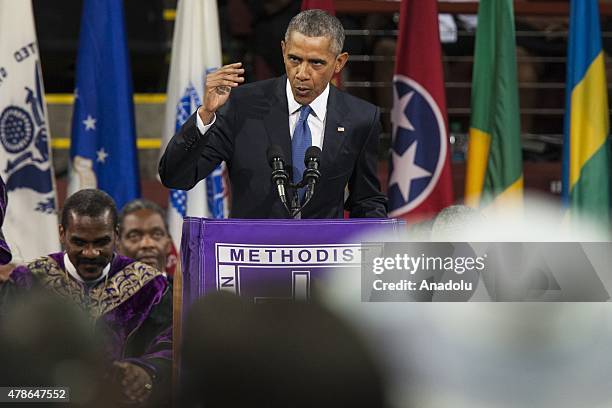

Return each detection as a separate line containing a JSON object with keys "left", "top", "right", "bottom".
{"left": 159, "top": 9, "right": 387, "bottom": 219}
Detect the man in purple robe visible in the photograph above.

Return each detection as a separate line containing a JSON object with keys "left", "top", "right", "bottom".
{"left": 1, "top": 189, "right": 171, "bottom": 406}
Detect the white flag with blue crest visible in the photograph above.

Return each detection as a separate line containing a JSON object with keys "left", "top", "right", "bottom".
{"left": 0, "top": 0, "right": 60, "bottom": 262}
{"left": 161, "top": 0, "right": 228, "bottom": 247}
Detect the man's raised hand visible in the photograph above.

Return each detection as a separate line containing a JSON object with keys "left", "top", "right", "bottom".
{"left": 198, "top": 62, "right": 245, "bottom": 125}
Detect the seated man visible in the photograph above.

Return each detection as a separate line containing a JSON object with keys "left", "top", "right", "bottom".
{"left": 117, "top": 199, "right": 172, "bottom": 276}
{"left": 1, "top": 189, "right": 172, "bottom": 406}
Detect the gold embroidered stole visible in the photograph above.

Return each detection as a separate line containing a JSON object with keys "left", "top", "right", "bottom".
{"left": 28, "top": 256, "right": 163, "bottom": 319}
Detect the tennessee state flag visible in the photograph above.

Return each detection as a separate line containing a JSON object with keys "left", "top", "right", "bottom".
{"left": 387, "top": 0, "right": 454, "bottom": 221}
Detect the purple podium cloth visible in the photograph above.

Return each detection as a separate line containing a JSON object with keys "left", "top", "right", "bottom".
{"left": 180, "top": 217, "right": 403, "bottom": 308}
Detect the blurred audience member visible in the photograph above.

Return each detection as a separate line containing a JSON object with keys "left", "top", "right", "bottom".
{"left": 0, "top": 289, "right": 118, "bottom": 407}
{"left": 180, "top": 292, "right": 388, "bottom": 408}
{"left": 118, "top": 199, "right": 172, "bottom": 277}
{"left": 431, "top": 204, "right": 485, "bottom": 240}
{"left": 0, "top": 189, "right": 172, "bottom": 407}
{"left": 0, "top": 263, "right": 16, "bottom": 283}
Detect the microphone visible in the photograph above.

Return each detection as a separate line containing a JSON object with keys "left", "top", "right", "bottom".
{"left": 303, "top": 146, "right": 322, "bottom": 202}
{"left": 267, "top": 145, "right": 290, "bottom": 209}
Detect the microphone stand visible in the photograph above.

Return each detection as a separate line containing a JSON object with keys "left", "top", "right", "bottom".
{"left": 270, "top": 146, "right": 321, "bottom": 219}
{"left": 287, "top": 180, "right": 316, "bottom": 219}
{"left": 289, "top": 185, "right": 301, "bottom": 218}
{"left": 270, "top": 146, "right": 321, "bottom": 218}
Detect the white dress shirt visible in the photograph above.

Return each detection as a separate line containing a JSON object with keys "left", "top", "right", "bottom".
{"left": 64, "top": 252, "right": 110, "bottom": 286}
{"left": 286, "top": 80, "right": 328, "bottom": 148}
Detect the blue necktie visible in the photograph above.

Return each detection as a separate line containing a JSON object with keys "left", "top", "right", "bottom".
{"left": 292, "top": 105, "right": 312, "bottom": 200}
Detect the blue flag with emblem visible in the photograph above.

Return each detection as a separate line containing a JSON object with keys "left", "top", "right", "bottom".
{"left": 68, "top": 0, "right": 140, "bottom": 209}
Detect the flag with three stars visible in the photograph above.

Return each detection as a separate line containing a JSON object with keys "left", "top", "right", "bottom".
{"left": 387, "top": 0, "right": 454, "bottom": 221}
{"left": 68, "top": 0, "right": 140, "bottom": 209}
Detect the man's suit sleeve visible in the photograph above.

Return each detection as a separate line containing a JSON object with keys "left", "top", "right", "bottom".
{"left": 345, "top": 107, "right": 388, "bottom": 218}
{"left": 158, "top": 106, "right": 234, "bottom": 191}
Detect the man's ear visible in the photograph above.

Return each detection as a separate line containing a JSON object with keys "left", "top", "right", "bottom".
{"left": 334, "top": 52, "right": 349, "bottom": 74}
{"left": 281, "top": 40, "right": 286, "bottom": 56}
{"left": 58, "top": 224, "right": 66, "bottom": 250}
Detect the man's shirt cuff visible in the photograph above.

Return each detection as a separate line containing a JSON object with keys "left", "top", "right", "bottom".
{"left": 195, "top": 107, "right": 216, "bottom": 134}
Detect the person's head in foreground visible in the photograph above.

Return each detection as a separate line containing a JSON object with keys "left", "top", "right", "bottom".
{"left": 180, "top": 292, "right": 388, "bottom": 408}
{"left": 0, "top": 289, "right": 118, "bottom": 407}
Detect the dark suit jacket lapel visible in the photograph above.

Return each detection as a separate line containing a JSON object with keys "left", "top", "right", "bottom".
{"left": 321, "top": 85, "right": 350, "bottom": 177}
{"left": 263, "top": 76, "right": 293, "bottom": 167}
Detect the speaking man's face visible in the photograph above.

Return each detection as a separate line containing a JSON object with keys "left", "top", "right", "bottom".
{"left": 118, "top": 209, "right": 171, "bottom": 272}
{"left": 59, "top": 210, "right": 117, "bottom": 281}
{"left": 282, "top": 31, "right": 348, "bottom": 106}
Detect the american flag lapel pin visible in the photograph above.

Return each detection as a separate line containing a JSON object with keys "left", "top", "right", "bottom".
{"left": 337, "top": 126, "right": 345, "bottom": 132}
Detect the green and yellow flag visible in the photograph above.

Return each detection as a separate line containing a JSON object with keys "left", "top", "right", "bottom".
{"left": 562, "top": 0, "right": 611, "bottom": 225}
{"left": 465, "top": 0, "right": 523, "bottom": 208}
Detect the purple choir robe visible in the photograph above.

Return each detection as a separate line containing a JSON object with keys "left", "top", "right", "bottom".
{"left": 7, "top": 252, "right": 172, "bottom": 402}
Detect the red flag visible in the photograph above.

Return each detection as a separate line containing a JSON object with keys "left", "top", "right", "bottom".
{"left": 300, "top": 0, "right": 342, "bottom": 88}
{"left": 387, "top": 0, "right": 454, "bottom": 222}
{"left": 301, "top": 0, "right": 335, "bottom": 14}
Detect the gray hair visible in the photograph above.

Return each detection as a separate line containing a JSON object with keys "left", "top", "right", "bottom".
{"left": 431, "top": 205, "right": 484, "bottom": 240}
{"left": 285, "top": 9, "right": 345, "bottom": 55}
{"left": 118, "top": 198, "right": 168, "bottom": 234}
